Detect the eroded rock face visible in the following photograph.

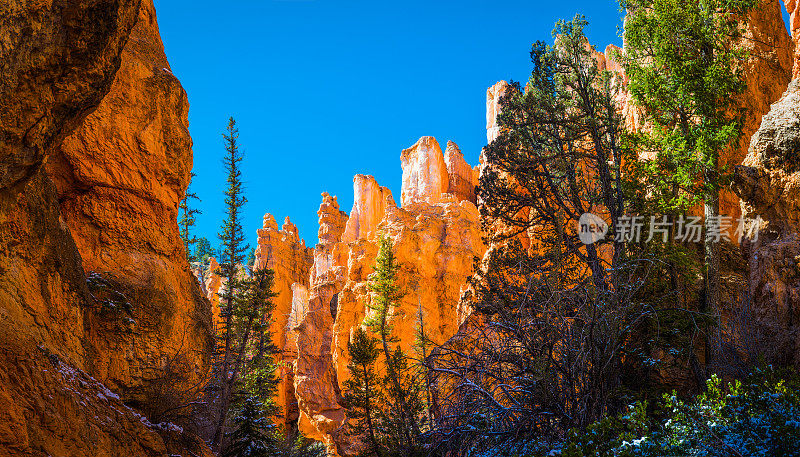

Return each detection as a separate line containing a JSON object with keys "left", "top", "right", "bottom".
{"left": 444, "top": 141, "right": 478, "bottom": 204}
{"left": 286, "top": 140, "right": 485, "bottom": 454}
{"left": 722, "top": 0, "right": 795, "bottom": 219}
{"left": 486, "top": 81, "right": 510, "bottom": 144}
{"left": 293, "top": 196, "right": 349, "bottom": 448}
{"left": 45, "top": 0, "right": 213, "bottom": 402}
{"left": 253, "top": 213, "right": 313, "bottom": 426}
{"left": 733, "top": 78, "right": 800, "bottom": 363}
{"left": 254, "top": 214, "right": 313, "bottom": 352}
{"left": 342, "top": 175, "right": 395, "bottom": 242}
{"left": 0, "top": 340, "right": 212, "bottom": 457}
{"left": 0, "top": 0, "right": 140, "bottom": 190}
{"left": 0, "top": 0, "right": 140, "bottom": 370}
{"left": 0, "top": 0, "right": 213, "bottom": 454}
{"left": 782, "top": 0, "right": 800, "bottom": 77}
{"left": 332, "top": 196, "right": 485, "bottom": 385}
{"left": 400, "top": 136, "right": 449, "bottom": 207}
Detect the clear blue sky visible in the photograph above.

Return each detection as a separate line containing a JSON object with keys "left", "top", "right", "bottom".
{"left": 154, "top": 0, "right": 626, "bottom": 249}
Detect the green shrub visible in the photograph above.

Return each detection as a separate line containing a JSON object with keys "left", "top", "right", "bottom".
{"left": 540, "top": 368, "right": 800, "bottom": 457}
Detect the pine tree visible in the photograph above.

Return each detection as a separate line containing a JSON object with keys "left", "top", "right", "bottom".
{"left": 212, "top": 117, "right": 252, "bottom": 451}
{"left": 218, "top": 117, "right": 249, "bottom": 282}
{"left": 362, "top": 236, "right": 424, "bottom": 454}
{"left": 223, "top": 394, "right": 275, "bottom": 457}
{"left": 246, "top": 246, "right": 256, "bottom": 273}
{"left": 178, "top": 171, "right": 201, "bottom": 262}
{"left": 412, "top": 303, "right": 435, "bottom": 430}
{"left": 195, "top": 237, "right": 214, "bottom": 264}
{"left": 218, "top": 267, "right": 281, "bottom": 455}
{"left": 344, "top": 327, "right": 385, "bottom": 457}
{"left": 379, "top": 346, "right": 425, "bottom": 456}
{"left": 621, "top": 0, "right": 757, "bottom": 315}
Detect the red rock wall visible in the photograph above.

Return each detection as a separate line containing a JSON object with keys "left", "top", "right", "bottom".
{"left": 253, "top": 213, "right": 314, "bottom": 427}
{"left": 46, "top": 0, "right": 214, "bottom": 400}
{"left": 0, "top": 0, "right": 214, "bottom": 455}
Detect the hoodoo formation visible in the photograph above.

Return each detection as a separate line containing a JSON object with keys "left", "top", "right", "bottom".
{"left": 226, "top": 136, "right": 485, "bottom": 452}
{"left": 4, "top": 0, "right": 800, "bottom": 455}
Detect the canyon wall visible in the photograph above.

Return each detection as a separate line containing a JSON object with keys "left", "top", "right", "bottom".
{"left": 733, "top": 78, "right": 800, "bottom": 364}
{"left": 0, "top": 0, "right": 213, "bottom": 454}
{"left": 46, "top": 0, "right": 213, "bottom": 401}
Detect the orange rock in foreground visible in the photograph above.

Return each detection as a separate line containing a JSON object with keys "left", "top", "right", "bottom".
{"left": 733, "top": 78, "right": 800, "bottom": 363}
{"left": 46, "top": 0, "right": 213, "bottom": 400}
{"left": 0, "top": 0, "right": 213, "bottom": 454}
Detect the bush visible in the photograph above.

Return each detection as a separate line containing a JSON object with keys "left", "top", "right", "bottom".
{"left": 542, "top": 368, "right": 800, "bottom": 457}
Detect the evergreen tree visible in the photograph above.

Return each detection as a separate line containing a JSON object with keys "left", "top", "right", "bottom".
{"left": 218, "top": 117, "right": 249, "bottom": 282}
{"left": 246, "top": 246, "right": 256, "bottom": 273}
{"left": 224, "top": 394, "right": 275, "bottom": 457}
{"left": 212, "top": 117, "right": 252, "bottom": 451}
{"left": 379, "top": 347, "right": 425, "bottom": 456}
{"left": 344, "top": 327, "right": 385, "bottom": 457}
{"left": 412, "top": 303, "right": 435, "bottom": 430}
{"left": 362, "top": 236, "right": 425, "bottom": 454}
{"left": 234, "top": 267, "right": 280, "bottom": 409}
{"left": 178, "top": 171, "right": 201, "bottom": 262}
{"left": 426, "top": 17, "right": 688, "bottom": 454}
{"left": 218, "top": 267, "right": 281, "bottom": 455}
{"left": 621, "top": 0, "right": 756, "bottom": 315}
{"left": 195, "top": 237, "right": 214, "bottom": 264}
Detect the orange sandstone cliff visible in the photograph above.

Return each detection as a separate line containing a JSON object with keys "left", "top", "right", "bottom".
{"left": 46, "top": 0, "right": 214, "bottom": 402}
{"left": 0, "top": 0, "right": 213, "bottom": 454}
{"left": 253, "top": 214, "right": 314, "bottom": 428}
{"left": 733, "top": 78, "right": 800, "bottom": 364}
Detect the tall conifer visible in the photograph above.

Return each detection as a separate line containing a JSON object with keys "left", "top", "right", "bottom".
{"left": 344, "top": 327, "right": 385, "bottom": 457}
{"left": 212, "top": 117, "right": 251, "bottom": 450}
{"left": 362, "top": 236, "right": 424, "bottom": 454}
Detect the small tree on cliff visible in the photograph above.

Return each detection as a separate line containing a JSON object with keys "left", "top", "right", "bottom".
{"left": 179, "top": 171, "right": 201, "bottom": 262}
{"left": 344, "top": 327, "right": 385, "bottom": 457}
{"left": 362, "top": 236, "right": 426, "bottom": 455}
{"left": 621, "top": 0, "right": 756, "bottom": 317}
